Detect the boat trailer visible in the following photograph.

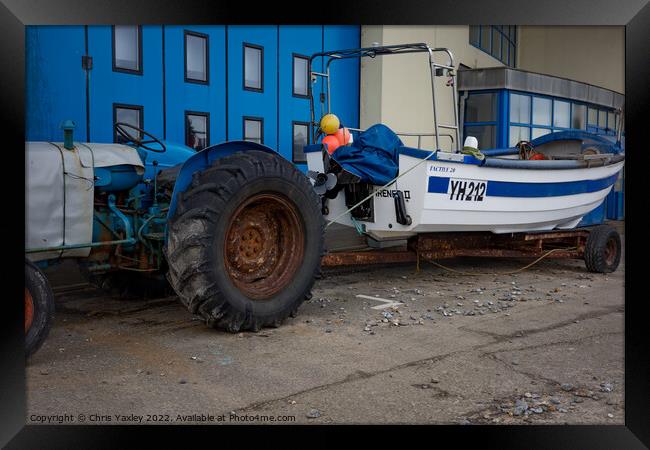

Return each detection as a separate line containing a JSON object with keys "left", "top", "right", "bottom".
{"left": 321, "top": 228, "right": 594, "bottom": 268}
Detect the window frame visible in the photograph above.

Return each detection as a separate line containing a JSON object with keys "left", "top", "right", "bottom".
{"left": 184, "top": 30, "right": 210, "bottom": 85}
{"left": 292, "top": 53, "right": 310, "bottom": 99}
{"left": 469, "top": 25, "right": 516, "bottom": 67}
{"left": 462, "top": 90, "right": 501, "bottom": 150}
{"left": 292, "top": 121, "right": 310, "bottom": 163}
{"left": 465, "top": 91, "right": 499, "bottom": 124}
{"left": 571, "top": 102, "right": 588, "bottom": 130}
{"left": 552, "top": 99, "right": 571, "bottom": 128}
{"left": 113, "top": 103, "right": 144, "bottom": 143}
{"left": 243, "top": 116, "right": 264, "bottom": 144}
{"left": 243, "top": 43, "right": 264, "bottom": 93}
{"left": 112, "top": 25, "right": 143, "bottom": 75}
{"left": 531, "top": 96, "right": 552, "bottom": 127}
{"left": 506, "top": 90, "right": 619, "bottom": 144}
{"left": 184, "top": 110, "right": 210, "bottom": 151}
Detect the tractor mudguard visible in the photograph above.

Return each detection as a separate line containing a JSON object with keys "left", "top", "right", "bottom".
{"left": 166, "top": 141, "right": 280, "bottom": 223}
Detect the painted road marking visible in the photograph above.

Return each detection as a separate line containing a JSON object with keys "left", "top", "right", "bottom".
{"left": 356, "top": 294, "right": 404, "bottom": 310}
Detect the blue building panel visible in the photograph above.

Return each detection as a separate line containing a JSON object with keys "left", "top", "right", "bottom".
{"left": 226, "top": 26, "right": 279, "bottom": 147}
{"left": 86, "top": 25, "right": 165, "bottom": 143}
{"left": 323, "top": 25, "right": 361, "bottom": 132}
{"left": 26, "top": 24, "right": 361, "bottom": 168}
{"left": 163, "top": 25, "right": 227, "bottom": 146}
{"left": 26, "top": 26, "right": 87, "bottom": 142}
{"left": 278, "top": 25, "right": 323, "bottom": 164}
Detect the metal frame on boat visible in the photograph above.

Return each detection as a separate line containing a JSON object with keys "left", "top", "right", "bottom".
{"left": 308, "top": 43, "right": 461, "bottom": 151}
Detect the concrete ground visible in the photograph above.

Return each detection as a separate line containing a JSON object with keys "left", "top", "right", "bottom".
{"left": 26, "top": 223, "right": 624, "bottom": 425}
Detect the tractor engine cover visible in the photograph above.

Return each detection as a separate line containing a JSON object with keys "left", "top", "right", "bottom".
{"left": 25, "top": 142, "right": 144, "bottom": 262}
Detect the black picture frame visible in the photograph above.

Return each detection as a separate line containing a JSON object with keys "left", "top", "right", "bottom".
{"left": 242, "top": 42, "right": 263, "bottom": 93}
{"left": 111, "top": 25, "right": 143, "bottom": 75}
{"left": 5, "top": 1, "right": 649, "bottom": 447}
{"left": 183, "top": 29, "right": 209, "bottom": 85}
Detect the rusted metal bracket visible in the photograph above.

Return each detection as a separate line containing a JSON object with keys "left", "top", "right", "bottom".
{"left": 322, "top": 249, "right": 416, "bottom": 267}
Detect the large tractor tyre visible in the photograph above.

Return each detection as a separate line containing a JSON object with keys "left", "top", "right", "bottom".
{"left": 584, "top": 224, "right": 621, "bottom": 273}
{"left": 25, "top": 259, "right": 55, "bottom": 357}
{"left": 165, "top": 150, "right": 324, "bottom": 332}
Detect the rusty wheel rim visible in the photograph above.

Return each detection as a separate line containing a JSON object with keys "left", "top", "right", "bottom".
{"left": 605, "top": 237, "right": 617, "bottom": 266}
{"left": 224, "top": 193, "right": 305, "bottom": 300}
{"left": 25, "top": 287, "right": 34, "bottom": 333}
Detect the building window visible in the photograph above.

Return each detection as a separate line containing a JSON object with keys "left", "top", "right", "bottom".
{"left": 185, "top": 30, "right": 209, "bottom": 84}
{"left": 292, "top": 122, "right": 310, "bottom": 163}
{"left": 469, "top": 25, "right": 516, "bottom": 67}
{"left": 598, "top": 109, "right": 607, "bottom": 129}
{"left": 112, "top": 26, "right": 142, "bottom": 74}
{"left": 293, "top": 55, "right": 309, "bottom": 98}
{"left": 243, "top": 44, "right": 263, "bottom": 92}
{"left": 572, "top": 103, "right": 587, "bottom": 130}
{"left": 463, "top": 92, "right": 498, "bottom": 149}
{"left": 465, "top": 93, "right": 497, "bottom": 122}
{"left": 185, "top": 111, "right": 209, "bottom": 150}
{"left": 532, "top": 128, "right": 551, "bottom": 140}
{"left": 506, "top": 91, "right": 617, "bottom": 145}
{"left": 509, "top": 93, "right": 531, "bottom": 124}
{"left": 113, "top": 104, "right": 143, "bottom": 143}
{"left": 607, "top": 111, "right": 616, "bottom": 134}
{"left": 465, "top": 125, "right": 496, "bottom": 150}
{"left": 509, "top": 126, "right": 530, "bottom": 147}
{"left": 532, "top": 97, "right": 552, "bottom": 126}
{"left": 243, "top": 117, "right": 263, "bottom": 144}
{"left": 553, "top": 100, "right": 571, "bottom": 128}
{"left": 587, "top": 107, "right": 615, "bottom": 135}
{"left": 588, "top": 107, "right": 598, "bottom": 128}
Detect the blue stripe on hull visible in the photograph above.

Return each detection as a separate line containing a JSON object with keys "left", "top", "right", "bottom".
{"left": 427, "top": 173, "right": 618, "bottom": 198}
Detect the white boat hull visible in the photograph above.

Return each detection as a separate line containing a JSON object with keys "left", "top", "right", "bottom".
{"left": 309, "top": 150, "right": 624, "bottom": 237}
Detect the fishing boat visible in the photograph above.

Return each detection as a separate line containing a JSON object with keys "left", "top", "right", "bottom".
{"left": 304, "top": 43, "right": 625, "bottom": 238}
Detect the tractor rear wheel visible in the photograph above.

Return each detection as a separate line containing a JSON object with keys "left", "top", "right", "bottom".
{"left": 165, "top": 150, "right": 324, "bottom": 332}
{"left": 25, "top": 259, "right": 55, "bottom": 357}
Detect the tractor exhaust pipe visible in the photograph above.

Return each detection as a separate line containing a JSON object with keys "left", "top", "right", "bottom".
{"left": 61, "top": 119, "right": 76, "bottom": 150}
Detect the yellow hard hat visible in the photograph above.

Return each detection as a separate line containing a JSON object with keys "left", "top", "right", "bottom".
{"left": 320, "top": 113, "right": 340, "bottom": 135}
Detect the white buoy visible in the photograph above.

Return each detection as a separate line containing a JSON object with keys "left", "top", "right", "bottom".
{"left": 463, "top": 135, "right": 479, "bottom": 150}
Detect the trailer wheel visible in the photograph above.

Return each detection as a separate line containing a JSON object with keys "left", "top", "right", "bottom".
{"left": 584, "top": 225, "right": 621, "bottom": 273}
{"left": 25, "top": 259, "right": 55, "bottom": 357}
{"left": 165, "top": 150, "right": 324, "bottom": 332}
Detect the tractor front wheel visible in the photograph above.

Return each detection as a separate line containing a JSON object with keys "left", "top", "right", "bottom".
{"left": 165, "top": 150, "right": 324, "bottom": 332}
{"left": 25, "top": 259, "right": 55, "bottom": 357}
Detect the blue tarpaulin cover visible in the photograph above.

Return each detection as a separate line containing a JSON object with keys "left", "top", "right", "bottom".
{"left": 331, "top": 124, "right": 403, "bottom": 185}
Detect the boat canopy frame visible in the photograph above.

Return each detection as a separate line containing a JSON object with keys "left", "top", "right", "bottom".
{"left": 308, "top": 43, "right": 461, "bottom": 152}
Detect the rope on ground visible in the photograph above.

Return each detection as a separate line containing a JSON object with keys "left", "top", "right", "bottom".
{"left": 418, "top": 247, "right": 577, "bottom": 276}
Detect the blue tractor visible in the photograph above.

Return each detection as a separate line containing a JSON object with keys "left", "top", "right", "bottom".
{"left": 25, "top": 121, "right": 324, "bottom": 356}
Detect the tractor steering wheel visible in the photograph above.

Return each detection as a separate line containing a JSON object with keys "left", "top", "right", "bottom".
{"left": 114, "top": 122, "right": 167, "bottom": 153}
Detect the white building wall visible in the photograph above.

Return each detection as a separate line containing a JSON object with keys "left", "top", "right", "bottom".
{"left": 517, "top": 26, "right": 624, "bottom": 94}
{"left": 359, "top": 25, "right": 624, "bottom": 151}
{"left": 360, "top": 25, "right": 507, "bottom": 151}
